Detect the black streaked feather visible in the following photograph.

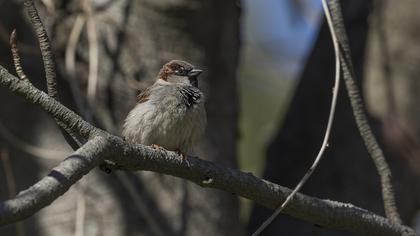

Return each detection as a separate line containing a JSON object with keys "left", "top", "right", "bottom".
{"left": 179, "top": 87, "right": 201, "bottom": 108}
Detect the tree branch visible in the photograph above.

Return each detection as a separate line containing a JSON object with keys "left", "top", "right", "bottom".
{"left": 0, "top": 136, "right": 106, "bottom": 225}
{"left": 9, "top": 30, "right": 28, "bottom": 81}
{"left": 0, "top": 65, "right": 417, "bottom": 236}
{"left": 24, "top": 0, "right": 82, "bottom": 150}
{"left": 252, "top": 1, "right": 342, "bottom": 234}
{"left": 24, "top": 0, "right": 57, "bottom": 99}
{"left": 327, "top": 0, "right": 401, "bottom": 224}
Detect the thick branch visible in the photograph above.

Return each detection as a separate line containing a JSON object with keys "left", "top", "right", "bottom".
{"left": 0, "top": 65, "right": 416, "bottom": 235}
{"left": 0, "top": 133, "right": 416, "bottom": 235}
{"left": 0, "top": 137, "right": 107, "bottom": 225}
{"left": 110, "top": 138, "right": 416, "bottom": 236}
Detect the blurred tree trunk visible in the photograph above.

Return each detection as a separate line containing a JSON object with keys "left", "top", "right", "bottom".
{"left": 248, "top": 0, "right": 419, "bottom": 235}
{"left": 365, "top": 0, "right": 420, "bottom": 178}
{"left": 364, "top": 0, "right": 420, "bottom": 227}
{"left": 0, "top": 0, "right": 242, "bottom": 235}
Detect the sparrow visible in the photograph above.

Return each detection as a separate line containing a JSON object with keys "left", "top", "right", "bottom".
{"left": 122, "top": 60, "right": 207, "bottom": 159}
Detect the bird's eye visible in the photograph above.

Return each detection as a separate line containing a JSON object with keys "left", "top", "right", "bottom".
{"left": 175, "top": 68, "right": 186, "bottom": 75}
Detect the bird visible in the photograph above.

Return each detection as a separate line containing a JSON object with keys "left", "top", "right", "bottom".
{"left": 122, "top": 60, "right": 207, "bottom": 160}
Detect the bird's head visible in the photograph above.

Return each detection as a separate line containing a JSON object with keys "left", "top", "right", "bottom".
{"left": 157, "top": 60, "right": 202, "bottom": 87}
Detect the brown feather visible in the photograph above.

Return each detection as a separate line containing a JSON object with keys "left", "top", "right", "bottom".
{"left": 158, "top": 67, "right": 170, "bottom": 81}
{"left": 157, "top": 60, "right": 194, "bottom": 81}
{"left": 137, "top": 88, "right": 151, "bottom": 103}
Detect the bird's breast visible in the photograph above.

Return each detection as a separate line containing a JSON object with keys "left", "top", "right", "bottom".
{"left": 122, "top": 86, "right": 206, "bottom": 153}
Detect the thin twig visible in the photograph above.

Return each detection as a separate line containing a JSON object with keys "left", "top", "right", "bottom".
{"left": 24, "top": 0, "right": 58, "bottom": 99}
{"left": 24, "top": 0, "right": 83, "bottom": 150}
{"left": 82, "top": 0, "right": 99, "bottom": 106}
{"left": 0, "top": 23, "right": 38, "bottom": 55}
{"left": 86, "top": 18, "right": 99, "bottom": 106}
{"left": 74, "top": 180, "right": 86, "bottom": 236}
{"left": 9, "top": 30, "right": 28, "bottom": 81}
{"left": 65, "top": 14, "right": 87, "bottom": 115}
{"left": 328, "top": 0, "right": 401, "bottom": 224}
{"left": 251, "top": 0, "right": 341, "bottom": 234}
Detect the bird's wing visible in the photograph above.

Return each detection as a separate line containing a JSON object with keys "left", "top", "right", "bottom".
{"left": 137, "top": 87, "right": 151, "bottom": 103}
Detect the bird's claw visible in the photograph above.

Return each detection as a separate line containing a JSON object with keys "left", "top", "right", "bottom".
{"left": 176, "top": 149, "right": 190, "bottom": 167}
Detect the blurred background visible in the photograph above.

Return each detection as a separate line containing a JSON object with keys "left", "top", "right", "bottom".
{"left": 0, "top": 0, "right": 420, "bottom": 235}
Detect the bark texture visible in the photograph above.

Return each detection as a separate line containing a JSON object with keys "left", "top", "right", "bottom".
{"left": 365, "top": 0, "right": 420, "bottom": 178}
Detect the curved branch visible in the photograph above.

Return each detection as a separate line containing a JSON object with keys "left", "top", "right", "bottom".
{"left": 252, "top": 1, "right": 342, "bottom": 234}
{"left": 0, "top": 136, "right": 107, "bottom": 225}
{"left": 327, "top": 0, "right": 401, "bottom": 224}
{"left": 0, "top": 65, "right": 417, "bottom": 236}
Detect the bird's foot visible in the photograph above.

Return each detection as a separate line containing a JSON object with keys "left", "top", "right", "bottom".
{"left": 175, "top": 148, "right": 190, "bottom": 167}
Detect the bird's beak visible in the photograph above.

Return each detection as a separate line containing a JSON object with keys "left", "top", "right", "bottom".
{"left": 188, "top": 69, "right": 203, "bottom": 78}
